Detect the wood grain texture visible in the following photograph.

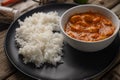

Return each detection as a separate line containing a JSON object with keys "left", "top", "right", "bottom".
{"left": 88, "top": 0, "right": 120, "bottom": 8}
{"left": 11, "top": 0, "right": 39, "bottom": 14}
{"left": 100, "top": 64, "right": 120, "bottom": 80}
{"left": 112, "top": 3, "right": 120, "bottom": 18}
{"left": 0, "top": 30, "right": 16, "bottom": 80}
{"left": 6, "top": 71, "right": 35, "bottom": 80}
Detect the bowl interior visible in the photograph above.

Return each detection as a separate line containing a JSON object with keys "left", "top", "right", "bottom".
{"left": 60, "top": 5, "right": 119, "bottom": 42}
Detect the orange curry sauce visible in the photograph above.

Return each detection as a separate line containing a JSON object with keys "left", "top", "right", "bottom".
{"left": 65, "top": 12, "right": 115, "bottom": 42}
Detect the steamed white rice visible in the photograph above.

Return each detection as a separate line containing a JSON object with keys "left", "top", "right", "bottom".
{"left": 15, "top": 12, "right": 64, "bottom": 67}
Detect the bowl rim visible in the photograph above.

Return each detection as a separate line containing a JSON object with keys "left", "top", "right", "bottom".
{"left": 60, "top": 4, "right": 120, "bottom": 43}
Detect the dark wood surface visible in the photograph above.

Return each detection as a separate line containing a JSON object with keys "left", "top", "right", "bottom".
{"left": 0, "top": 0, "right": 120, "bottom": 80}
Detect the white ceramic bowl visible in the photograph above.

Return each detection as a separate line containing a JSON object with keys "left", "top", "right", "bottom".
{"left": 60, "top": 4, "right": 120, "bottom": 52}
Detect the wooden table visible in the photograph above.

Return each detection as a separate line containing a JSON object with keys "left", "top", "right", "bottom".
{"left": 0, "top": 0, "right": 120, "bottom": 80}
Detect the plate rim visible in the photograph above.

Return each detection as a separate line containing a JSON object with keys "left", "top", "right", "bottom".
{"left": 4, "top": 3, "right": 120, "bottom": 80}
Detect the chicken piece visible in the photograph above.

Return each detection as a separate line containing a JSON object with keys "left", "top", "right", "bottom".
{"left": 84, "top": 14, "right": 93, "bottom": 23}
{"left": 70, "top": 24, "right": 85, "bottom": 32}
{"left": 99, "top": 26, "right": 115, "bottom": 36}
{"left": 85, "top": 26, "right": 99, "bottom": 33}
{"left": 70, "top": 15, "right": 82, "bottom": 23}
{"left": 97, "top": 35, "right": 107, "bottom": 40}
{"left": 76, "top": 21, "right": 89, "bottom": 27}
{"left": 67, "top": 31, "right": 77, "bottom": 38}
{"left": 103, "top": 19, "right": 112, "bottom": 26}
{"left": 93, "top": 17, "right": 101, "bottom": 23}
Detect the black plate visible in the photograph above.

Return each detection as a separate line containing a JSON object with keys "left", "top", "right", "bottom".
{"left": 4, "top": 3, "right": 120, "bottom": 80}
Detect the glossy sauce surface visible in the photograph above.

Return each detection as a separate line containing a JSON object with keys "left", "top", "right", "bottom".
{"left": 65, "top": 12, "right": 115, "bottom": 42}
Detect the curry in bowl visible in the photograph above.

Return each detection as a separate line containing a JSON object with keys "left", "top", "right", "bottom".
{"left": 64, "top": 11, "right": 115, "bottom": 42}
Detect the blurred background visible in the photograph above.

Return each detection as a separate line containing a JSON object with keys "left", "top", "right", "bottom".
{"left": 0, "top": 0, "right": 120, "bottom": 80}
